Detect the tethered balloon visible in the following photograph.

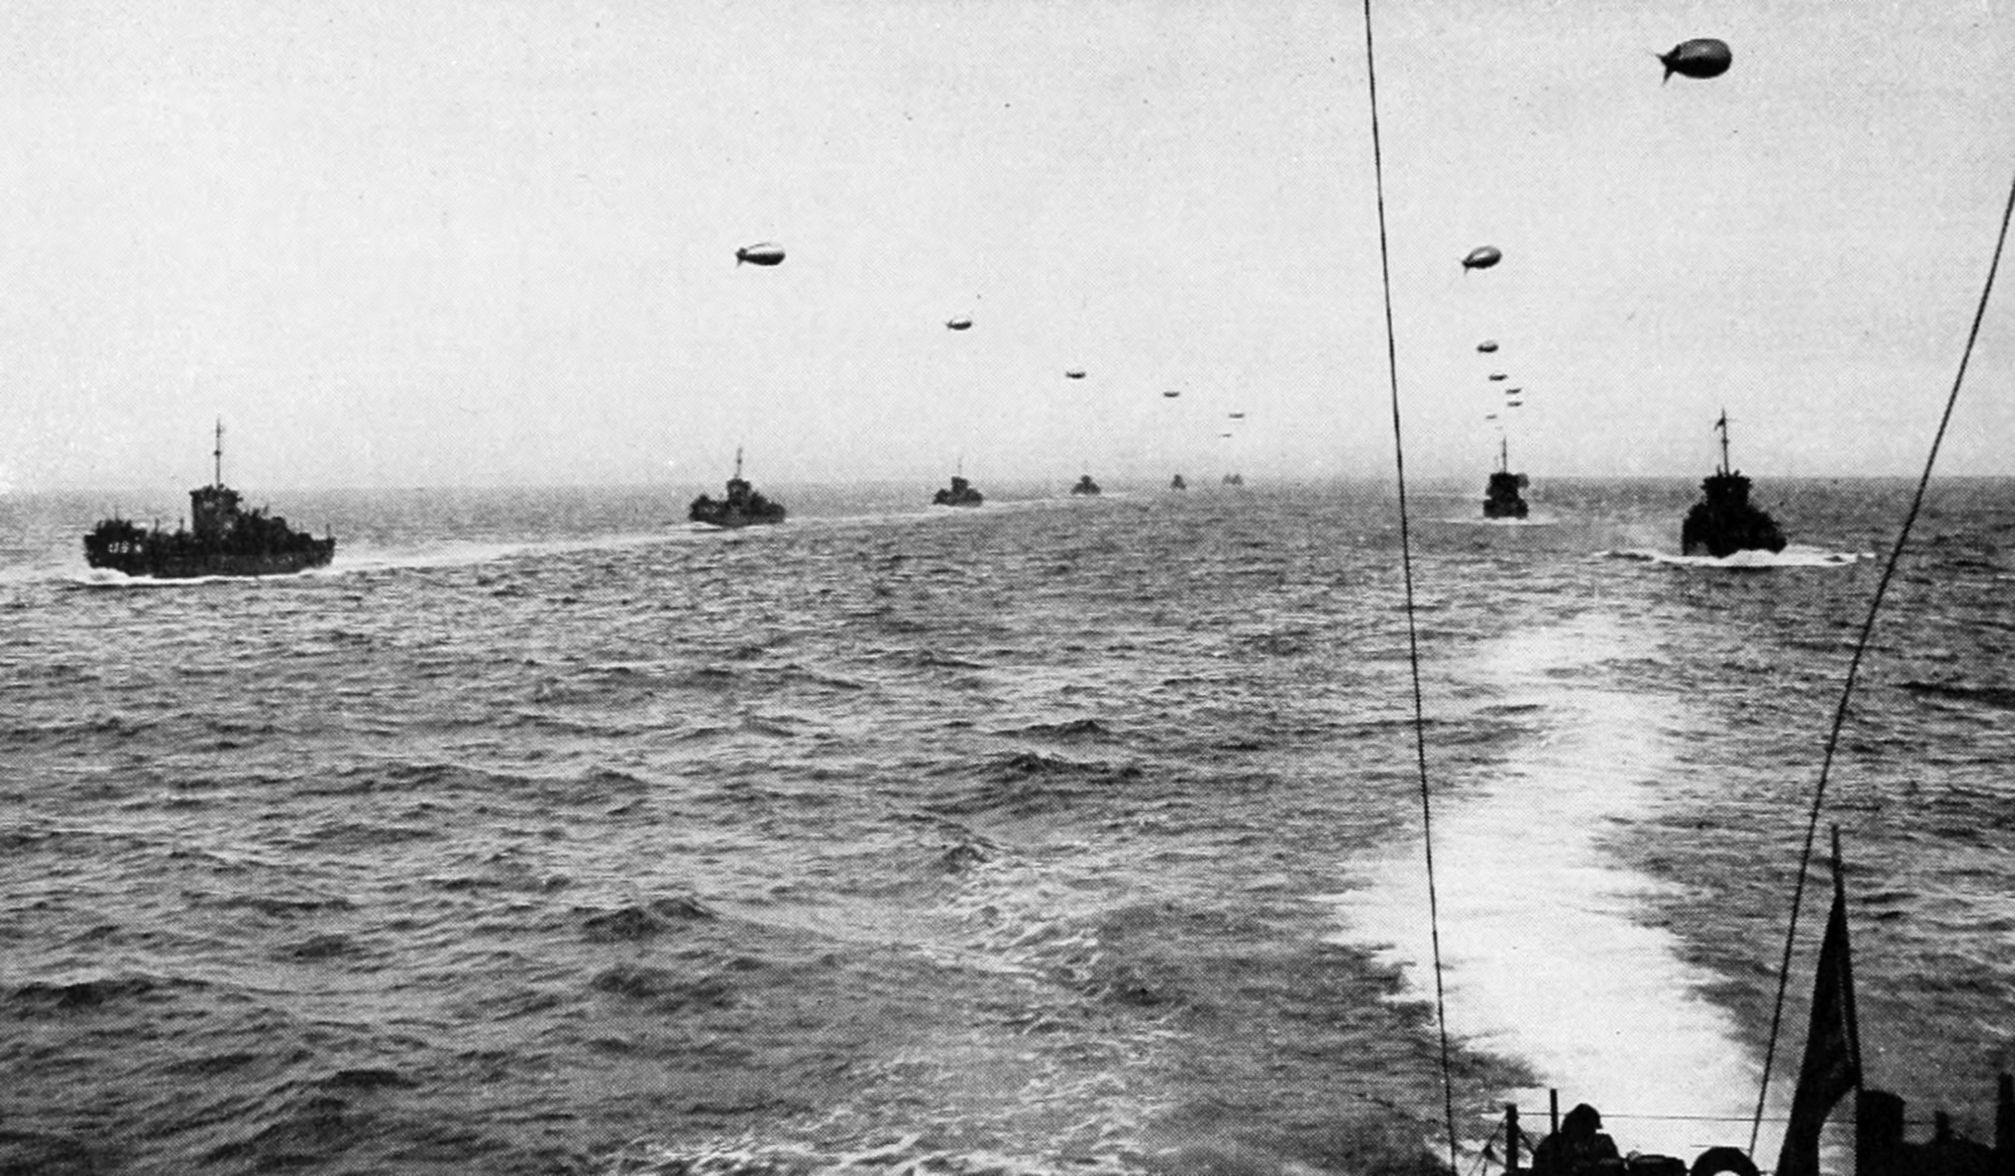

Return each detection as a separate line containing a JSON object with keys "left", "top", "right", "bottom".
{"left": 1489, "top": 373, "right": 1508, "bottom": 381}
{"left": 1228, "top": 412, "right": 1246, "bottom": 419}
{"left": 1065, "top": 370, "right": 1087, "bottom": 380}
{"left": 1162, "top": 390, "right": 1181, "bottom": 399}
{"left": 1658, "top": 38, "right": 1732, "bottom": 82}
{"left": 946, "top": 317, "right": 973, "bottom": 331}
{"left": 1477, "top": 340, "right": 1499, "bottom": 353}
{"left": 735, "top": 242, "right": 786, "bottom": 266}
{"left": 1462, "top": 246, "right": 1502, "bottom": 271}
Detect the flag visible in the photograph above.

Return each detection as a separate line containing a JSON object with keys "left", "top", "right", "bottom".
{"left": 1714, "top": 410, "right": 1728, "bottom": 432}
{"left": 1775, "top": 861, "right": 1863, "bottom": 1176}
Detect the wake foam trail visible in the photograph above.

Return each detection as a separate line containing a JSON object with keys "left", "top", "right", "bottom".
{"left": 1331, "top": 616, "right": 1783, "bottom": 1164}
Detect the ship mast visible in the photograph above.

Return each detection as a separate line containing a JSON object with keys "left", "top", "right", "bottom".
{"left": 1715, "top": 408, "right": 1731, "bottom": 476}
{"left": 734, "top": 446, "right": 744, "bottom": 480}
{"left": 1499, "top": 433, "right": 1510, "bottom": 474}
{"left": 213, "top": 418, "right": 225, "bottom": 487}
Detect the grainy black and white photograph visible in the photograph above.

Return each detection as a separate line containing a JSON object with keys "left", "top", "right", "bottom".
{"left": 2, "top": 2, "right": 2011, "bottom": 1173}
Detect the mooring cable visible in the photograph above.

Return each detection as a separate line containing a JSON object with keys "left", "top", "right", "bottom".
{"left": 1356, "top": 1, "right": 1460, "bottom": 1170}
{"left": 1748, "top": 165, "right": 2015, "bottom": 1155}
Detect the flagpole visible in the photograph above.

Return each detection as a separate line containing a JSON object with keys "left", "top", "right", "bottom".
{"left": 1772, "top": 826, "right": 1866, "bottom": 1176}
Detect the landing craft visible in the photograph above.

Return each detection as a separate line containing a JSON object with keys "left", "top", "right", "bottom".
{"left": 1477, "top": 340, "right": 1499, "bottom": 353}
{"left": 1658, "top": 38, "right": 1732, "bottom": 82}
{"left": 1461, "top": 246, "right": 1502, "bottom": 271}
{"left": 946, "top": 317, "right": 973, "bottom": 331}
{"left": 735, "top": 242, "right": 786, "bottom": 266}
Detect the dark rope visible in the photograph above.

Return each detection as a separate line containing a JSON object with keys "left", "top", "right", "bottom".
{"left": 1357, "top": 1, "right": 1459, "bottom": 1170}
{"left": 1748, "top": 166, "right": 2015, "bottom": 1155}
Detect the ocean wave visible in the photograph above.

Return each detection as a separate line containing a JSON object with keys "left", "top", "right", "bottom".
{"left": 604, "top": 1136, "right": 1152, "bottom": 1176}
{"left": 925, "top": 753, "right": 1144, "bottom": 818}
{"left": 581, "top": 897, "right": 717, "bottom": 942}
{"left": 937, "top": 841, "right": 991, "bottom": 873}
{"left": 286, "top": 819, "right": 441, "bottom": 851}
{"left": 7, "top": 972, "right": 207, "bottom": 1012}
{"left": 998, "top": 718, "right": 1115, "bottom": 741}
{"left": 1900, "top": 680, "right": 2015, "bottom": 711}
{"left": 0, "top": 1132, "right": 96, "bottom": 1175}
{"left": 211, "top": 893, "right": 357, "bottom": 917}
{"left": 589, "top": 965, "right": 736, "bottom": 1012}
{"left": 280, "top": 933, "right": 363, "bottom": 962}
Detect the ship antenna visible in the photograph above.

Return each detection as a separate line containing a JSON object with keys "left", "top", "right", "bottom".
{"left": 213, "top": 418, "right": 225, "bottom": 487}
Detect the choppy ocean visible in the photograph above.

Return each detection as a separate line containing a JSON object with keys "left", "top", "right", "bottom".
{"left": 1, "top": 476, "right": 2009, "bottom": 1175}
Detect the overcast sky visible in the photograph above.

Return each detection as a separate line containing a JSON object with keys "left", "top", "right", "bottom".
{"left": 4, "top": 0, "right": 2013, "bottom": 492}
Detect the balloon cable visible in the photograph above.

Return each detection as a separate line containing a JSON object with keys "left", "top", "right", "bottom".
{"left": 1358, "top": 0, "right": 1460, "bottom": 1169}
{"left": 1748, "top": 165, "right": 2015, "bottom": 1155}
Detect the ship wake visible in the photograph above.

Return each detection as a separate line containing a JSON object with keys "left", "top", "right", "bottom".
{"left": 1330, "top": 614, "right": 1782, "bottom": 1163}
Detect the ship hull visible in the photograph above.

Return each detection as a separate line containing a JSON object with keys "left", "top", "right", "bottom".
{"left": 1483, "top": 469, "right": 1529, "bottom": 519}
{"left": 1680, "top": 504, "right": 1785, "bottom": 558}
{"left": 689, "top": 507, "right": 785, "bottom": 528}
{"left": 84, "top": 541, "right": 336, "bottom": 579}
{"left": 1681, "top": 471, "right": 1786, "bottom": 557}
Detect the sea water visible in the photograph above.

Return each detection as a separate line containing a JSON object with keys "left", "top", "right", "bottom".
{"left": 0, "top": 478, "right": 2008, "bottom": 1175}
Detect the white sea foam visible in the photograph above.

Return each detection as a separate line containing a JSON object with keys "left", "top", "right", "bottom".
{"left": 1331, "top": 615, "right": 1789, "bottom": 1165}
{"left": 1438, "top": 513, "right": 1564, "bottom": 527}
{"left": 1604, "top": 545, "right": 1868, "bottom": 569}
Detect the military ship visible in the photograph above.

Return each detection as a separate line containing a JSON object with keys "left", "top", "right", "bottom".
{"left": 83, "top": 422, "right": 335, "bottom": 578}
{"left": 688, "top": 448, "right": 786, "bottom": 528}
{"left": 1681, "top": 412, "right": 1785, "bottom": 557}
{"left": 1483, "top": 436, "right": 1529, "bottom": 519}
{"left": 1169, "top": 473, "right": 1187, "bottom": 491}
{"left": 1069, "top": 475, "right": 1101, "bottom": 496}
{"left": 931, "top": 474, "right": 984, "bottom": 507}
{"left": 1221, "top": 473, "right": 1245, "bottom": 486}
